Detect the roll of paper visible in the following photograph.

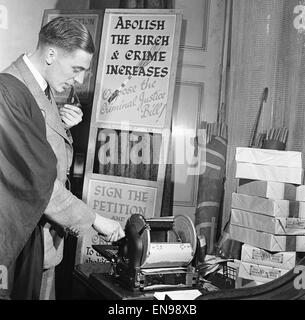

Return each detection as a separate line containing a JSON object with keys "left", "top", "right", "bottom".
{"left": 142, "top": 243, "right": 194, "bottom": 268}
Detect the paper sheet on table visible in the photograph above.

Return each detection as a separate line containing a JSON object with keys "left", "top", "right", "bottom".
{"left": 154, "top": 289, "right": 202, "bottom": 300}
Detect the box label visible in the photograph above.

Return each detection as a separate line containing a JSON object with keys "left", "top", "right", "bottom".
{"left": 251, "top": 248, "right": 284, "bottom": 264}
{"left": 286, "top": 218, "right": 305, "bottom": 229}
{"left": 250, "top": 265, "right": 282, "bottom": 280}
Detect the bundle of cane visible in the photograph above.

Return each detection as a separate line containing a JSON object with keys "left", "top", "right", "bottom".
{"left": 108, "top": 43, "right": 163, "bottom": 104}
{"left": 256, "top": 133, "right": 266, "bottom": 149}
{"left": 205, "top": 121, "right": 228, "bottom": 145}
{"left": 249, "top": 88, "right": 269, "bottom": 148}
{"left": 265, "top": 127, "right": 288, "bottom": 144}
{"left": 204, "top": 103, "right": 228, "bottom": 144}
{"left": 262, "top": 127, "right": 288, "bottom": 151}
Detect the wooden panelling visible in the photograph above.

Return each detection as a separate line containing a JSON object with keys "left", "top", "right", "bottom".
{"left": 178, "top": 0, "right": 210, "bottom": 51}
{"left": 172, "top": 0, "right": 226, "bottom": 213}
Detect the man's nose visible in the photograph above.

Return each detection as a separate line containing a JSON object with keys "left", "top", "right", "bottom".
{"left": 74, "top": 71, "right": 85, "bottom": 84}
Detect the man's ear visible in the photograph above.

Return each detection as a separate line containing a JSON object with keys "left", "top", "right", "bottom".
{"left": 45, "top": 47, "right": 57, "bottom": 65}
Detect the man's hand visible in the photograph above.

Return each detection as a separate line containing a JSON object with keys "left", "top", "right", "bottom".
{"left": 93, "top": 214, "right": 125, "bottom": 242}
{"left": 59, "top": 104, "right": 83, "bottom": 129}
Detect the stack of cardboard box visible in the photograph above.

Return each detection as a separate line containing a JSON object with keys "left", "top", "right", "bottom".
{"left": 229, "top": 147, "right": 304, "bottom": 284}
{"left": 237, "top": 244, "right": 296, "bottom": 285}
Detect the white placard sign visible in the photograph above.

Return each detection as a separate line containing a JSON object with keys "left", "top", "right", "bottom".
{"left": 94, "top": 10, "right": 179, "bottom": 130}
{"left": 77, "top": 178, "right": 157, "bottom": 264}
{"left": 87, "top": 179, "right": 157, "bottom": 224}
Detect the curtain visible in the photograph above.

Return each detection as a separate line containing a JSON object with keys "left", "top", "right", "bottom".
{"left": 223, "top": 0, "right": 305, "bottom": 227}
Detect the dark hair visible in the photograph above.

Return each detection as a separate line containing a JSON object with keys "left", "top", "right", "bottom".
{"left": 38, "top": 16, "right": 95, "bottom": 54}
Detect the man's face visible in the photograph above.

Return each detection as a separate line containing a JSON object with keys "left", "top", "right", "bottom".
{"left": 46, "top": 48, "right": 93, "bottom": 93}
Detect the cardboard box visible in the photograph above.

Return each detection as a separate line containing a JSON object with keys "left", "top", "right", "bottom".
{"left": 296, "top": 186, "right": 305, "bottom": 201}
{"left": 231, "top": 209, "right": 305, "bottom": 235}
{"left": 229, "top": 224, "right": 305, "bottom": 252}
{"left": 238, "top": 261, "right": 289, "bottom": 283}
{"left": 235, "top": 162, "right": 303, "bottom": 184}
{"left": 231, "top": 193, "right": 305, "bottom": 218}
{"left": 241, "top": 244, "right": 296, "bottom": 270}
{"left": 235, "top": 148, "right": 302, "bottom": 168}
{"left": 237, "top": 179, "right": 297, "bottom": 200}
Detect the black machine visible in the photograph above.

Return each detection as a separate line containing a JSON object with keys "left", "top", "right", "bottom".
{"left": 93, "top": 214, "right": 204, "bottom": 291}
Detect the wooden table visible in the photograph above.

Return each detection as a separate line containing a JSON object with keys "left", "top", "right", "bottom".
{"left": 72, "top": 263, "right": 204, "bottom": 300}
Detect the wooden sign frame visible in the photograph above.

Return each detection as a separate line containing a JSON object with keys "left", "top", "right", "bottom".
{"left": 76, "top": 8, "right": 182, "bottom": 264}
{"left": 41, "top": 9, "right": 104, "bottom": 103}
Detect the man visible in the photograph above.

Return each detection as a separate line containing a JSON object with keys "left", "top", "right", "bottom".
{"left": 2, "top": 17, "right": 124, "bottom": 299}
{"left": 0, "top": 73, "right": 57, "bottom": 300}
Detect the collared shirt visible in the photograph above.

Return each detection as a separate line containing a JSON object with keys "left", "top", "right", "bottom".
{"left": 23, "top": 54, "right": 48, "bottom": 93}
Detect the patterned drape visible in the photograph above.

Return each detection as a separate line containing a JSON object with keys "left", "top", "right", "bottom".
{"left": 195, "top": 128, "right": 227, "bottom": 254}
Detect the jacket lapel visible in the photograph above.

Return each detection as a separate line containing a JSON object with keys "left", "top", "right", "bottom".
{"left": 12, "top": 56, "right": 71, "bottom": 144}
